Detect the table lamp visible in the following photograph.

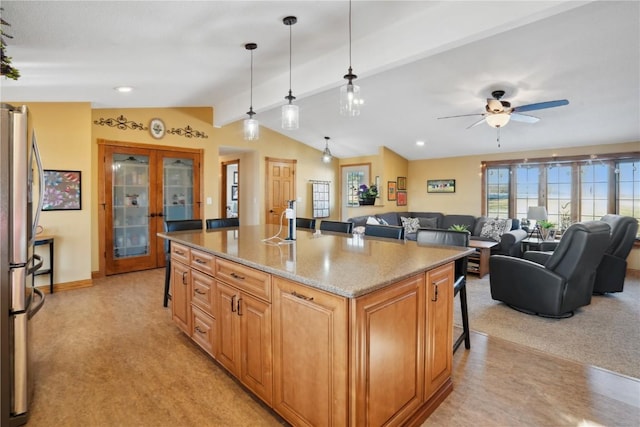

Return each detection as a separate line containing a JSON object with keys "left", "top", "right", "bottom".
{"left": 527, "top": 206, "right": 548, "bottom": 240}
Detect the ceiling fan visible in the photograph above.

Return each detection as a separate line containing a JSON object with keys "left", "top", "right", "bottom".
{"left": 438, "top": 90, "right": 569, "bottom": 129}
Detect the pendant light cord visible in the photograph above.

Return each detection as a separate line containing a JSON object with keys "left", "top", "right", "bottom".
{"left": 289, "top": 22, "right": 292, "bottom": 92}
{"left": 348, "top": 0, "right": 352, "bottom": 68}
{"left": 250, "top": 49, "right": 254, "bottom": 111}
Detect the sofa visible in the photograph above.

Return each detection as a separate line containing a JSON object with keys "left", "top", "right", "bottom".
{"left": 348, "top": 211, "right": 527, "bottom": 256}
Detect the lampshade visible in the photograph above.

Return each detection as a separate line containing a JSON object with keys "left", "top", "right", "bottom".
{"left": 485, "top": 113, "right": 511, "bottom": 128}
{"left": 527, "top": 206, "right": 548, "bottom": 221}
{"left": 243, "top": 117, "right": 259, "bottom": 141}
{"left": 321, "top": 136, "right": 332, "bottom": 163}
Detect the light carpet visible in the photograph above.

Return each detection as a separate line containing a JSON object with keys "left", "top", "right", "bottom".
{"left": 455, "top": 272, "right": 640, "bottom": 379}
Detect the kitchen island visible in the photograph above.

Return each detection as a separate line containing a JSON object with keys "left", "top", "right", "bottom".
{"left": 160, "top": 225, "right": 473, "bottom": 426}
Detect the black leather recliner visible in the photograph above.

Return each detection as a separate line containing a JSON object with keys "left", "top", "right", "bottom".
{"left": 489, "top": 221, "right": 611, "bottom": 318}
{"left": 592, "top": 214, "right": 638, "bottom": 293}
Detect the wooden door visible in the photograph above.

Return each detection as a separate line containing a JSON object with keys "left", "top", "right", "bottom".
{"left": 239, "top": 292, "right": 272, "bottom": 405}
{"left": 103, "top": 146, "right": 158, "bottom": 275}
{"left": 425, "top": 262, "right": 454, "bottom": 399}
{"left": 265, "top": 158, "right": 296, "bottom": 225}
{"left": 272, "top": 277, "right": 349, "bottom": 426}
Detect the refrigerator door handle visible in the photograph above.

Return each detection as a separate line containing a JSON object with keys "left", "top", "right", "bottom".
{"left": 29, "top": 254, "right": 43, "bottom": 276}
{"left": 31, "top": 131, "right": 45, "bottom": 239}
{"left": 28, "top": 287, "right": 45, "bottom": 320}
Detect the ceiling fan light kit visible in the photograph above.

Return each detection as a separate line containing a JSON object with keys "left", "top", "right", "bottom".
{"left": 281, "top": 16, "right": 299, "bottom": 130}
{"left": 243, "top": 43, "right": 259, "bottom": 141}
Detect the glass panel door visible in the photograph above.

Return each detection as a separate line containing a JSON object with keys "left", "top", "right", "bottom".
{"left": 112, "top": 154, "right": 150, "bottom": 259}
{"left": 163, "top": 157, "right": 194, "bottom": 220}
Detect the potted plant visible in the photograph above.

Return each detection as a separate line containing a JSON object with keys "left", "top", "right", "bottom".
{"left": 357, "top": 183, "right": 378, "bottom": 205}
{"left": 1, "top": 8, "right": 21, "bottom": 80}
{"left": 449, "top": 224, "right": 469, "bottom": 232}
{"left": 538, "top": 219, "right": 555, "bottom": 239}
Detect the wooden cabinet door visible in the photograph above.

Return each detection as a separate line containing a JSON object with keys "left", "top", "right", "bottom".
{"left": 238, "top": 292, "right": 272, "bottom": 405}
{"left": 272, "top": 277, "right": 348, "bottom": 427}
{"left": 352, "top": 274, "right": 425, "bottom": 426}
{"left": 425, "top": 262, "right": 454, "bottom": 399}
{"left": 216, "top": 280, "right": 241, "bottom": 375}
{"left": 171, "top": 260, "right": 191, "bottom": 334}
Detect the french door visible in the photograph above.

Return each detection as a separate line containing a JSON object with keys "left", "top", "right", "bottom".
{"left": 99, "top": 141, "right": 201, "bottom": 275}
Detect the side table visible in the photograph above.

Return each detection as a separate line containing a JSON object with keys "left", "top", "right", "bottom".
{"left": 468, "top": 240, "right": 498, "bottom": 278}
{"left": 34, "top": 235, "right": 54, "bottom": 293}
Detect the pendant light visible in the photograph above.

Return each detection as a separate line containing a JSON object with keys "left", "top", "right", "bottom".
{"left": 243, "top": 43, "right": 259, "bottom": 141}
{"left": 321, "top": 136, "right": 333, "bottom": 163}
{"left": 282, "top": 16, "right": 299, "bottom": 130}
{"left": 340, "top": 0, "right": 362, "bottom": 117}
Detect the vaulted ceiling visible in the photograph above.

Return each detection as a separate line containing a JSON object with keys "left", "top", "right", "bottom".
{"left": 2, "top": 1, "right": 639, "bottom": 160}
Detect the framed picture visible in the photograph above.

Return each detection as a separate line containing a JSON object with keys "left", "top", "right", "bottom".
{"left": 387, "top": 181, "right": 397, "bottom": 201}
{"left": 42, "top": 170, "right": 82, "bottom": 211}
{"left": 396, "top": 191, "right": 407, "bottom": 206}
{"left": 233, "top": 171, "right": 238, "bottom": 184}
{"left": 546, "top": 229, "right": 557, "bottom": 241}
{"left": 427, "top": 179, "right": 455, "bottom": 193}
{"left": 397, "top": 176, "right": 407, "bottom": 190}
{"left": 231, "top": 185, "right": 238, "bottom": 201}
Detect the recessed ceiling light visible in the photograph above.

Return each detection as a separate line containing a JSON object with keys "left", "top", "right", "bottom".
{"left": 416, "top": 140, "right": 425, "bottom": 146}
{"left": 115, "top": 86, "right": 133, "bottom": 93}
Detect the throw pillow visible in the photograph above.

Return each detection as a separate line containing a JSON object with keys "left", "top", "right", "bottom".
{"left": 353, "top": 226, "right": 365, "bottom": 235}
{"left": 377, "top": 216, "right": 389, "bottom": 225}
{"left": 366, "top": 216, "right": 381, "bottom": 225}
{"left": 480, "top": 218, "right": 509, "bottom": 242}
{"left": 418, "top": 217, "right": 438, "bottom": 229}
{"left": 401, "top": 216, "right": 420, "bottom": 234}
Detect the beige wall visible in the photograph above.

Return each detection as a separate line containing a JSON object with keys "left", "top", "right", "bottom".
{"left": 23, "top": 103, "right": 93, "bottom": 287}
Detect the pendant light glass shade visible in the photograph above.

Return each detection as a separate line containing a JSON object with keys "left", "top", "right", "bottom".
{"left": 282, "top": 16, "right": 299, "bottom": 130}
{"left": 243, "top": 43, "right": 259, "bottom": 141}
{"left": 340, "top": 0, "right": 362, "bottom": 117}
{"left": 321, "top": 136, "right": 333, "bottom": 163}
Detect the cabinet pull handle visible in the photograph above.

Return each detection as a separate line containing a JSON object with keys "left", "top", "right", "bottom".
{"left": 230, "top": 272, "right": 245, "bottom": 280}
{"left": 194, "top": 288, "right": 206, "bottom": 295}
{"left": 182, "top": 271, "right": 188, "bottom": 285}
{"left": 237, "top": 297, "right": 242, "bottom": 316}
{"left": 291, "top": 291, "right": 314, "bottom": 302}
{"left": 231, "top": 295, "right": 236, "bottom": 312}
{"left": 174, "top": 250, "right": 185, "bottom": 256}
{"left": 194, "top": 258, "right": 206, "bottom": 264}
{"left": 195, "top": 326, "right": 205, "bottom": 334}
{"left": 431, "top": 282, "right": 439, "bottom": 302}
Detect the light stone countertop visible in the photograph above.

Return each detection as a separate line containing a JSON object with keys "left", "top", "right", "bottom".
{"left": 159, "top": 225, "right": 474, "bottom": 298}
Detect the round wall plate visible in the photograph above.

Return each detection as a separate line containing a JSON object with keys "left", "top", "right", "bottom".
{"left": 149, "top": 118, "right": 165, "bottom": 139}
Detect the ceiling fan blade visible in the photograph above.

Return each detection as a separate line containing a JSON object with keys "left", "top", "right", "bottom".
{"left": 466, "top": 117, "right": 486, "bottom": 129}
{"left": 510, "top": 113, "right": 540, "bottom": 124}
{"left": 513, "top": 99, "right": 569, "bottom": 113}
{"left": 437, "top": 113, "right": 484, "bottom": 119}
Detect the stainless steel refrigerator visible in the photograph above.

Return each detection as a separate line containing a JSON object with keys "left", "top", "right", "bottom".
{"left": 0, "top": 104, "right": 45, "bottom": 426}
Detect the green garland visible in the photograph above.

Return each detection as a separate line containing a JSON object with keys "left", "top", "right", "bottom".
{"left": 1, "top": 8, "right": 21, "bottom": 80}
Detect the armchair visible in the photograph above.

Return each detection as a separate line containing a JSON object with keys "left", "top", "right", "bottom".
{"left": 593, "top": 214, "right": 638, "bottom": 293}
{"left": 489, "top": 221, "right": 611, "bottom": 318}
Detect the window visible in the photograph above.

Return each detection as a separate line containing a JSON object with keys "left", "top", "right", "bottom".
{"left": 342, "top": 164, "right": 370, "bottom": 208}
{"left": 486, "top": 167, "right": 510, "bottom": 219}
{"left": 483, "top": 153, "right": 640, "bottom": 237}
{"left": 546, "top": 164, "right": 572, "bottom": 227}
{"left": 515, "top": 166, "right": 540, "bottom": 221}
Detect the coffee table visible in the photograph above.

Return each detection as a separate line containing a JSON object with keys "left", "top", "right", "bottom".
{"left": 467, "top": 240, "right": 498, "bottom": 278}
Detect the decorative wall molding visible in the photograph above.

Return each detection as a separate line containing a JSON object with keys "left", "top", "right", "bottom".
{"left": 167, "top": 125, "right": 209, "bottom": 139}
{"left": 93, "top": 115, "right": 147, "bottom": 131}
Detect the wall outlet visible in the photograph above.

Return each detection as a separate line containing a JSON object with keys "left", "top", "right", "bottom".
{"left": 206, "top": 197, "right": 212, "bottom": 205}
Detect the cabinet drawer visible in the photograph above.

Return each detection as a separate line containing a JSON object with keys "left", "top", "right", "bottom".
{"left": 191, "top": 305, "right": 216, "bottom": 357}
{"left": 190, "top": 248, "right": 215, "bottom": 275}
{"left": 215, "top": 258, "right": 271, "bottom": 302}
{"left": 170, "top": 242, "right": 190, "bottom": 264}
{"left": 192, "top": 270, "right": 215, "bottom": 317}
